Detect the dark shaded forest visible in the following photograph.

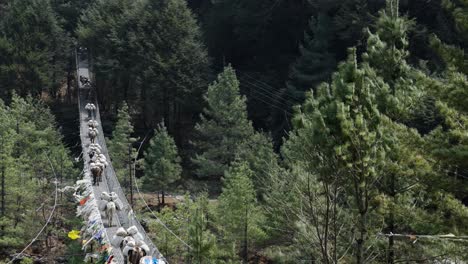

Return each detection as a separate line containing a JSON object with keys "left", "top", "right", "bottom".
{"left": 0, "top": 0, "right": 468, "bottom": 263}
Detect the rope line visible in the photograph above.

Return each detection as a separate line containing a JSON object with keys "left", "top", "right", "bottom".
{"left": 238, "top": 71, "right": 303, "bottom": 102}
{"left": 238, "top": 76, "right": 291, "bottom": 108}
{"left": 131, "top": 132, "right": 193, "bottom": 250}
{"left": 8, "top": 152, "right": 59, "bottom": 264}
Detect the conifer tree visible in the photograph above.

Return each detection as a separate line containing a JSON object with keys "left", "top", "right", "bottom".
{"left": 108, "top": 102, "right": 137, "bottom": 185}
{"left": 142, "top": 121, "right": 182, "bottom": 205}
{"left": 192, "top": 66, "right": 254, "bottom": 179}
{"left": 272, "top": 13, "right": 336, "bottom": 139}
{"left": 145, "top": 194, "right": 217, "bottom": 262}
{"left": 284, "top": 49, "right": 386, "bottom": 263}
{"left": 238, "top": 132, "right": 279, "bottom": 196}
{"left": 216, "top": 161, "right": 266, "bottom": 262}
{"left": 285, "top": 13, "right": 336, "bottom": 101}
{"left": 134, "top": 0, "right": 211, "bottom": 131}
{"left": 188, "top": 194, "right": 217, "bottom": 264}
{"left": 79, "top": 0, "right": 211, "bottom": 133}
{"left": 0, "top": 95, "right": 76, "bottom": 251}
{"left": 362, "top": 0, "right": 421, "bottom": 123}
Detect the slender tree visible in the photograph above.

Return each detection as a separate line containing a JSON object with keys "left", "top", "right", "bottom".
{"left": 108, "top": 102, "right": 137, "bottom": 185}
{"left": 142, "top": 121, "right": 182, "bottom": 205}
{"left": 188, "top": 194, "right": 217, "bottom": 264}
{"left": 272, "top": 13, "right": 336, "bottom": 141}
{"left": 216, "top": 161, "right": 266, "bottom": 263}
{"left": 285, "top": 13, "right": 336, "bottom": 101}
{"left": 284, "top": 49, "right": 386, "bottom": 263}
{"left": 192, "top": 66, "right": 254, "bottom": 179}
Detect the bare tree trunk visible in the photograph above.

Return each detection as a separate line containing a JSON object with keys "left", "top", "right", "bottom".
{"left": 1, "top": 139, "right": 5, "bottom": 236}
{"left": 354, "top": 172, "right": 368, "bottom": 264}
{"left": 387, "top": 173, "right": 395, "bottom": 264}
{"left": 324, "top": 183, "right": 330, "bottom": 264}
{"left": 356, "top": 210, "right": 367, "bottom": 264}
{"left": 242, "top": 206, "right": 248, "bottom": 263}
{"left": 332, "top": 185, "right": 338, "bottom": 264}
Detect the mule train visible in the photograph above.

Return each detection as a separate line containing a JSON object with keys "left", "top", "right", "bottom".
{"left": 78, "top": 48, "right": 165, "bottom": 264}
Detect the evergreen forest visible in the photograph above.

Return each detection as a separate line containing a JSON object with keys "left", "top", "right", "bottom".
{"left": 0, "top": 0, "right": 467, "bottom": 263}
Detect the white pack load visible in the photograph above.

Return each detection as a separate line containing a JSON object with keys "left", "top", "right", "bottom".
{"left": 116, "top": 227, "right": 128, "bottom": 236}
{"left": 127, "top": 225, "right": 145, "bottom": 243}
{"left": 127, "top": 225, "right": 138, "bottom": 235}
{"left": 136, "top": 240, "right": 150, "bottom": 256}
{"left": 87, "top": 120, "right": 99, "bottom": 128}
{"left": 111, "top": 227, "right": 127, "bottom": 247}
{"left": 98, "top": 199, "right": 107, "bottom": 211}
{"left": 88, "top": 143, "right": 101, "bottom": 156}
{"left": 101, "top": 191, "right": 112, "bottom": 201}
{"left": 98, "top": 154, "right": 108, "bottom": 167}
{"left": 89, "top": 161, "right": 99, "bottom": 170}
{"left": 110, "top": 192, "right": 123, "bottom": 210}
{"left": 111, "top": 234, "right": 123, "bottom": 248}
{"left": 89, "top": 143, "right": 102, "bottom": 151}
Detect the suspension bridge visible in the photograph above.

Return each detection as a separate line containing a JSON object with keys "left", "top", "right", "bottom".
{"left": 76, "top": 49, "right": 166, "bottom": 263}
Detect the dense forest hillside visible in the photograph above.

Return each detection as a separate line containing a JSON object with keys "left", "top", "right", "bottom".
{"left": 0, "top": 0, "right": 467, "bottom": 263}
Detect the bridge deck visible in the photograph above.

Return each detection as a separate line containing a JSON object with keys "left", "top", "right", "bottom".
{"left": 77, "top": 54, "right": 165, "bottom": 263}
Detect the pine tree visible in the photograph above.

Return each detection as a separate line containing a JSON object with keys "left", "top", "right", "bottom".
{"left": 362, "top": 0, "right": 421, "bottom": 122}
{"left": 145, "top": 194, "right": 216, "bottom": 263}
{"left": 146, "top": 197, "right": 191, "bottom": 260}
{"left": 78, "top": 0, "right": 143, "bottom": 110}
{"left": 192, "top": 66, "right": 254, "bottom": 179}
{"left": 285, "top": 13, "right": 336, "bottom": 101}
{"left": 108, "top": 102, "right": 137, "bottom": 186}
{"left": 78, "top": 0, "right": 211, "bottom": 135}
{"left": 237, "top": 132, "right": 279, "bottom": 196}
{"left": 284, "top": 49, "right": 386, "bottom": 263}
{"left": 216, "top": 161, "right": 266, "bottom": 262}
{"left": 0, "top": 95, "right": 76, "bottom": 252}
{"left": 263, "top": 164, "right": 354, "bottom": 263}
{"left": 430, "top": 35, "right": 467, "bottom": 76}
{"left": 134, "top": 0, "right": 211, "bottom": 132}
{"left": 272, "top": 13, "right": 336, "bottom": 140}
{"left": 188, "top": 194, "right": 217, "bottom": 264}
{"left": 142, "top": 121, "right": 182, "bottom": 205}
